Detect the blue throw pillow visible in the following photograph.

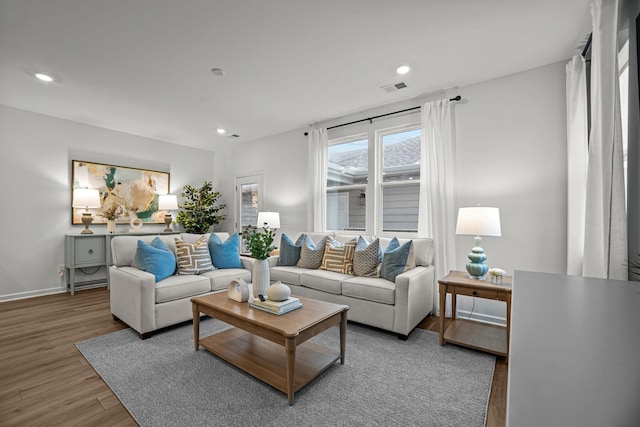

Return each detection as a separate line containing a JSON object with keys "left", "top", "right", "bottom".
{"left": 209, "top": 233, "right": 243, "bottom": 269}
{"left": 278, "top": 233, "right": 305, "bottom": 266}
{"left": 380, "top": 238, "right": 416, "bottom": 282}
{"left": 134, "top": 239, "right": 176, "bottom": 282}
{"left": 134, "top": 237, "right": 173, "bottom": 269}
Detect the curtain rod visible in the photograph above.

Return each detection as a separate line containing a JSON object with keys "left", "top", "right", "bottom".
{"left": 304, "top": 95, "right": 461, "bottom": 136}
{"left": 581, "top": 33, "right": 592, "bottom": 57}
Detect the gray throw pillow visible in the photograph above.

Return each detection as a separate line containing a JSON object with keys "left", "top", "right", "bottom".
{"left": 278, "top": 233, "right": 305, "bottom": 266}
{"left": 296, "top": 235, "right": 328, "bottom": 269}
{"left": 353, "top": 236, "right": 381, "bottom": 277}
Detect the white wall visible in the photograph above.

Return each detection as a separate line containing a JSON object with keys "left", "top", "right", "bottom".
{"left": 0, "top": 105, "right": 215, "bottom": 300}
{"left": 220, "top": 61, "right": 568, "bottom": 323}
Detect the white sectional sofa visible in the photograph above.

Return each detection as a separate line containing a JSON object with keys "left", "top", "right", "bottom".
{"left": 109, "top": 232, "right": 251, "bottom": 339}
{"left": 269, "top": 232, "right": 435, "bottom": 339}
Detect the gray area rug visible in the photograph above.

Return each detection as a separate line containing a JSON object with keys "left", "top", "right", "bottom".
{"left": 76, "top": 319, "right": 495, "bottom": 426}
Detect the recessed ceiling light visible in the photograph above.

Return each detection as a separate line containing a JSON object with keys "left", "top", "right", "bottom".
{"left": 34, "top": 73, "right": 54, "bottom": 82}
{"left": 210, "top": 68, "right": 225, "bottom": 76}
{"left": 217, "top": 128, "right": 226, "bottom": 135}
{"left": 396, "top": 64, "right": 411, "bottom": 75}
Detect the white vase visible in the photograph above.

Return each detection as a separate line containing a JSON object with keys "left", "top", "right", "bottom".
{"left": 107, "top": 220, "right": 116, "bottom": 234}
{"left": 267, "top": 281, "right": 291, "bottom": 301}
{"left": 252, "top": 259, "right": 270, "bottom": 298}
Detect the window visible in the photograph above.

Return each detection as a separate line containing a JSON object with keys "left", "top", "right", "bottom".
{"left": 326, "top": 135, "right": 368, "bottom": 231}
{"left": 618, "top": 38, "right": 629, "bottom": 207}
{"left": 326, "top": 123, "right": 421, "bottom": 235}
{"left": 379, "top": 127, "right": 421, "bottom": 233}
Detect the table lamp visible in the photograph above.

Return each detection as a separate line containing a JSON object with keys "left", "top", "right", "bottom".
{"left": 256, "top": 211, "right": 280, "bottom": 230}
{"left": 158, "top": 194, "right": 179, "bottom": 232}
{"left": 456, "top": 207, "right": 501, "bottom": 279}
{"left": 72, "top": 188, "right": 101, "bottom": 234}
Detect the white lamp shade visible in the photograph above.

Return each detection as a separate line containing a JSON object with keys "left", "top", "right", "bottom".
{"left": 158, "top": 194, "right": 178, "bottom": 211}
{"left": 257, "top": 211, "right": 280, "bottom": 229}
{"left": 455, "top": 207, "right": 501, "bottom": 237}
{"left": 72, "top": 188, "right": 101, "bottom": 208}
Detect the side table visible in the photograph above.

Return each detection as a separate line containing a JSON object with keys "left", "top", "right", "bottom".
{"left": 438, "top": 270, "right": 512, "bottom": 357}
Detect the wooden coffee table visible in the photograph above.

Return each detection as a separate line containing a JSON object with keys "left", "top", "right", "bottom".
{"left": 191, "top": 292, "right": 348, "bottom": 405}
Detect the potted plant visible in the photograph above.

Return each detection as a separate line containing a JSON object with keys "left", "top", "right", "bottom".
{"left": 241, "top": 224, "right": 277, "bottom": 298}
{"left": 176, "top": 181, "right": 226, "bottom": 234}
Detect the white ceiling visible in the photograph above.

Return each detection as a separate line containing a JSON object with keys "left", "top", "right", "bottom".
{"left": 0, "top": 0, "right": 592, "bottom": 152}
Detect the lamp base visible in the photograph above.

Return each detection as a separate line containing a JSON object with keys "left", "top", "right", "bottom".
{"left": 465, "top": 235, "right": 489, "bottom": 279}
{"left": 163, "top": 214, "right": 173, "bottom": 232}
{"left": 81, "top": 212, "right": 94, "bottom": 234}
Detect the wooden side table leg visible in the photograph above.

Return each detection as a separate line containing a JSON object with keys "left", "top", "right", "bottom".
{"left": 285, "top": 337, "right": 296, "bottom": 405}
{"left": 439, "top": 283, "right": 446, "bottom": 346}
{"left": 192, "top": 303, "right": 200, "bottom": 351}
{"left": 340, "top": 311, "right": 347, "bottom": 364}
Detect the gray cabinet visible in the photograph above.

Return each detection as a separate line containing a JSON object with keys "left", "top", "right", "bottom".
{"left": 65, "top": 232, "right": 179, "bottom": 295}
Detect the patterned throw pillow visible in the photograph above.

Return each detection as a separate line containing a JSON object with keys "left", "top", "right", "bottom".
{"left": 296, "top": 235, "right": 328, "bottom": 269}
{"left": 209, "top": 233, "right": 242, "bottom": 269}
{"left": 379, "top": 238, "right": 416, "bottom": 282}
{"left": 353, "top": 236, "right": 381, "bottom": 277}
{"left": 175, "top": 236, "right": 214, "bottom": 275}
{"left": 320, "top": 238, "right": 357, "bottom": 274}
{"left": 278, "top": 233, "right": 305, "bottom": 266}
{"left": 134, "top": 239, "right": 176, "bottom": 282}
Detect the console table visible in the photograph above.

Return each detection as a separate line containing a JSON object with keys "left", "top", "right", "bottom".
{"left": 438, "top": 270, "right": 512, "bottom": 357}
{"left": 64, "top": 231, "right": 179, "bottom": 295}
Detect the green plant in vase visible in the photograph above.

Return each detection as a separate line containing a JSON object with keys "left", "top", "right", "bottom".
{"left": 176, "top": 181, "right": 226, "bottom": 234}
{"left": 241, "top": 224, "right": 277, "bottom": 260}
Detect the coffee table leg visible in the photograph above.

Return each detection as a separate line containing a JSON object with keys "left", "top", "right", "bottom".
{"left": 192, "top": 303, "right": 200, "bottom": 351}
{"left": 340, "top": 310, "right": 347, "bottom": 364}
{"left": 285, "top": 337, "right": 296, "bottom": 405}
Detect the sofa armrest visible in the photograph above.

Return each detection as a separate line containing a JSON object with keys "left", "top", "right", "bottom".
{"left": 109, "top": 266, "right": 157, "bottom": 335}
{"left": 393, "top": 265, "right": 435, "bottom": 335}
{"left": 239, "top": 255, "right": 255, "bottom": 271}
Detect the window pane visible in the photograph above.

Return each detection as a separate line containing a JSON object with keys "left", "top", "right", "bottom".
{"left": 382, "top": 184, "right": 419, "bottom": 232}
{"left": 382, "top": 129, "right": 421, "bottom": 183}
{"left": 327, "top": 138, "right": 368, "bottom": 187}
{"left": 326, "top": 189, "right": 366, "bottom": 231}
{"left": 240, "top": 183, "right": 258, "bottom": 228}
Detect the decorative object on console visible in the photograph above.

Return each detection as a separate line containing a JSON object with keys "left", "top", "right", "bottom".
{"left": 176, "top": 181, "right": 226, "bottom": 234}
{"left": 128, "top": 217, "right": 144, "bottom": 233}
{"left": 72, "top": 188, "right": 101, "bottom": 234}
{"left": 158, "top": 194, "right": 178, "bottom": 232}
{"left": 99, "top": 199, "right": 124, "bottom": 234}
{"left": 228, "top": 278, "right": 250, "bottom": 302}
{"left": 456, "top": 207, "right": 502, "bottom": 279}
{"left": 266, "top": 280, "right": 291, "bottom": 302}
{"left": 71, "top": 160, "right": 169, "bottom": 225}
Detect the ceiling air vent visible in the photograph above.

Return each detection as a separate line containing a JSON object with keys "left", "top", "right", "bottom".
{"left": 228, "top": 134, "right": 240, "bottom": 138}
{"left": 380, "top": 82, "right": 407, "bottom": 93}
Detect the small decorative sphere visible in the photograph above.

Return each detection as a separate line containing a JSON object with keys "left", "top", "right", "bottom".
{"left": 267, "top": 281, "right": 291, "bottom": 301}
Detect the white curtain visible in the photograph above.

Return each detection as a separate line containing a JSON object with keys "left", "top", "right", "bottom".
{"left": 583, "top": 0, "right": 627, "bottom": 279}
{"left": 566, "top": 55, "right": 589, "bottom": 275}
{"left": 307, "top": 128, "right": 328, "bottom": 232}
{"left": 418, "top": 99, "right": 457, "bottom": 283}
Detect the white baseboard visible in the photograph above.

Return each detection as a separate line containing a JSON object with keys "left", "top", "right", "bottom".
{"left": 0, "top": 286, "right": 67, "bottom": 302}
{"left": 456, "top": 309, "right": 507, "bottom": 327}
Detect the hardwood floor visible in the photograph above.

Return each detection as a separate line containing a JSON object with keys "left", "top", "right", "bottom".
{"left": 0, "top": 289, "right": 506, "bottom": 426}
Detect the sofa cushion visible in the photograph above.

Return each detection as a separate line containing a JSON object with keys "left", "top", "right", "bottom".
{"left": 175, "top": 236, "right": 214, "bottom": 275}
{"left": 278, "top": 233, "right": 305, "bottom": 266}
{"left": 353, "top": 236, "right": 381, "bottom": 277}
{"left": 342, "top": 276, "right": 396, "bottom": 305}
{"left": 201, "top": 268, "right": 252, "bottom": 291}
{"left": 380, "top": 238, "right": 415, "bottom": 282}
{"left": 111, "top": 235, "right": 177, "bottom": 267}
{"left": 208, "top": 232, "right": 242, "bottom": 269}
{"left": 299, "top": 269, "right": 348, "bottom": 295}
{"left": 155, "top": 274, "right": 211, "bottom": 303}
{"left": 133, "top": 239, "right": 176, "bottom": 282}
{"left": 296, "top": 235, "right": 328, "bottom": 269}
{"left": 320, "top": 237, "right": 356, "bottom": 274}
{"left": 271, "top": 265, "right": 306, "bottom": 285}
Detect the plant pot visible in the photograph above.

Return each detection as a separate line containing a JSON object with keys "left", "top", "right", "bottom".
{"left": 252, "top": 259, "right": 270, "bottom": 298}
{"left": 107, "top": 220, "right": 116, "bottom": 234}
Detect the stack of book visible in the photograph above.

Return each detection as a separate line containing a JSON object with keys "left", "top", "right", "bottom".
{"left": 249, "top": 296, "right": 302, "bottom": 315}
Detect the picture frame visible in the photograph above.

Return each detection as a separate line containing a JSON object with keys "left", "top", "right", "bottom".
{"left": 71, "top": 160, "right": 170, "bottom": 225}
